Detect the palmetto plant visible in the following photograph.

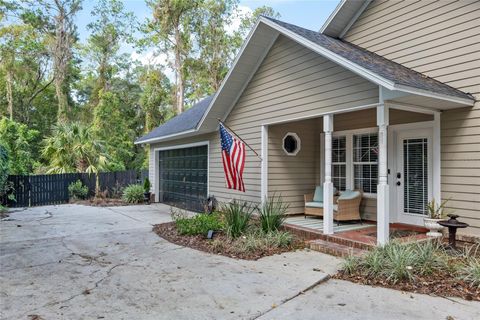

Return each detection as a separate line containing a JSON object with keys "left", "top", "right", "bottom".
{"left": 42, "top": 122, "right": 109, "bottom": 194}
{"left": 42, "top": 122, "right": 109, "bottom": 174}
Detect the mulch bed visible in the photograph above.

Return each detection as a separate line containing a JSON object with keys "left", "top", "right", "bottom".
{"left": 70, "top": 198, "right": 137, "bottom": 207}
{"left": 334, "top": 270, "right": 480, "bottom": 301}
{"left": 152, "top": 222, "right": 305, "bottom": 260}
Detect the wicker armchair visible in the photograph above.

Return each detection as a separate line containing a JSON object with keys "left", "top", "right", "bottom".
{"left": 304, "top": 189, "right": 363, "bottom": 223}
{"left": 333, "top": 190, "right": 363, "bottom": 223}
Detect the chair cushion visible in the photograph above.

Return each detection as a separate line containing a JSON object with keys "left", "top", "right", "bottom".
{"left": 312, "top": 186, "right": 338, "bottom": 202}
{"left": 338, "top": 190, "right": 361, "bottom": 200}
{"left": 313, "top": 186, "right": 323, "bottom": 202}
{"left": 305, "top": 201, "right": 323, "bottom": 208}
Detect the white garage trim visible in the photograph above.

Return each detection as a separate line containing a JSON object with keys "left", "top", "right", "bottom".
{"left": 153, "top": 141, "right": 210, "bottom": 200}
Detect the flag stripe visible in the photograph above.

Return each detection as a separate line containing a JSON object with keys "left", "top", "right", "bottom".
{"left": 219, "top": 124, "right": 246, "bottom": 192}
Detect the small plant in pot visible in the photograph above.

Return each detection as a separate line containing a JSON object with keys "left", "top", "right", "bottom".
{"left": 424, "top": 199, "right": 448, "bottom": 237}
{"left": 143, "top": 178, "right": 151, "bottom": 204}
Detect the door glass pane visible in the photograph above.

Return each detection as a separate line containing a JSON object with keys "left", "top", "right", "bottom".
{"left": 403, "top": 138, "right": 428, "bottom": 215}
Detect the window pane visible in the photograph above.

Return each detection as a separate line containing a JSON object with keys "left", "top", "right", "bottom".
{"left": 353, "top": 133, "right": 378, "bottom": 194}
{"left": 332, "top": 136, "right": 346, "bottom": 191}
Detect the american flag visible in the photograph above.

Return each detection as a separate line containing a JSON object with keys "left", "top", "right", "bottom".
{"left": 219, "top": 123, "right": 246, "bottom": 192}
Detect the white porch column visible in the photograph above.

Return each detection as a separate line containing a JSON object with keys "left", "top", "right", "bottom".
{"left": 377, "top": 104, "right": 389, "bottom": 245}
{"left": 261, "top": 125, "right": 268, "bottom": 204}
{"left": 433, "top": 112, "right": 441, "bottom": 203}
{"left": 323, "top": 114, "right": 334, "bottom": 235}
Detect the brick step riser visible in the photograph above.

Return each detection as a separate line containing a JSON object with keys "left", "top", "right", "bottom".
{"left": 283, "top": 223, "right": 374, "bottom": 251}
{"left": 317, "top": 233, "right": 374, "bottom": 251}
{"left": 308, "top": 242, "right": 366, "bottom": 258}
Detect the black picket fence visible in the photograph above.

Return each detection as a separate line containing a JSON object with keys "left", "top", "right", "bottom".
{"left": 4, "top": 170, "right": 148, "bottom": 208}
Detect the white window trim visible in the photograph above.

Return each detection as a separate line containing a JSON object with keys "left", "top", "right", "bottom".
{"left": 282, "top": 132, "right": 301, "bottom": 156}
{"left": 332, "top": 127, "right": 379, "bottom": 198}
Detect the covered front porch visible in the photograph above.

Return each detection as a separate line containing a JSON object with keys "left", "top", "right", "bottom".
{"left": 260, "top": 91, "right": 449, "bottom": 245}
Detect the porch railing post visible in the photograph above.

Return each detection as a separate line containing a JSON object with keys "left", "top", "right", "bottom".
{"left": 377, "top": 104, "right": 389, "bottom": 245}
{"left": 323, "top": 114, "right": 334, "bottom": 235}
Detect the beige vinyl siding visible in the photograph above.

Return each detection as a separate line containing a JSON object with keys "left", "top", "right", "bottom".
{"left": 343, "top": 0, "right": 480, "bottom": 235}
{"left": 210, "top": 35, "right": 379, "bottom": 207}
{"left": 268, "top": 119, "right": 320, "bottom": 214}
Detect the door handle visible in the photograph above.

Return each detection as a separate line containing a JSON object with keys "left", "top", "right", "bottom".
{"left": 396, "top": 181, "right": 401, "bottom": 186}
{"left": 397, "top": 172, "right": 401, "bottom": 179}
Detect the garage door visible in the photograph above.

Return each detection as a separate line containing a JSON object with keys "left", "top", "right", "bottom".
{"left": 159, "top": 145, "right": 208, "bottom": 212}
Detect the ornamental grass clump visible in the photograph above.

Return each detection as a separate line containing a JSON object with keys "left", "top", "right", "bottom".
{"left": 122, "top": 184, "right": 144, "bottom": 203}
{"left": 258, "top": 194, "right": 289, "bottom": 233}
{"left": 459, "top": 258, "right": 480, "bottom": 289}
{"left": 341, "top": 239, "right": 450, "bottom": 284}
{"left": 223, "top": 200, "right": 254, "bottom": 238}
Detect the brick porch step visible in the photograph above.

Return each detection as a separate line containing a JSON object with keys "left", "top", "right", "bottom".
{"left": 308, "top": 239, "right": 367, "bottom": 257}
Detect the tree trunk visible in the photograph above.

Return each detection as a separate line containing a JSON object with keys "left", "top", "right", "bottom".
{"left": 174, "top": 27, "right": 184, "bottom": 114}
{"left": 6, "top": 69, "right": 13, "bottom": 120}
{"left": 53, "top": 2, "right": 71, "bottom": 124}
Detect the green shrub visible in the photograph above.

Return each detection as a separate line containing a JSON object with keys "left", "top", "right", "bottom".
{"left": 174, "top": 213, "right": 223, "bottom": 236}
{"left": 459, "top": 258, "right": 480, "bottom": 289}
{"left": 223, "top": 200, "right": 254, "bottom": 238}
{"left": 122, "top": 184, "right": 144, "bottom": 203}
{"left": 258, "top": 194, "right": 289, "bottom": 233}
{"left": 143, "top": 178, "right": 151, "bottom": 193}
{"left": 68, "top": 180, "right": 89, "bottom": 200}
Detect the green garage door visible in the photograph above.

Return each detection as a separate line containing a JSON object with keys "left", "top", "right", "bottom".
{"left": 159, "top": 145, "right": 208, "bottom": 212}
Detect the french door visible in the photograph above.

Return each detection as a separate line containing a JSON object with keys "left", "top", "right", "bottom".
{"left": 395, "top": 129, "right": 433, "bottom": 225}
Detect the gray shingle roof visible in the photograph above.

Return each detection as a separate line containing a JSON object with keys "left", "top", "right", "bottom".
{"left": 265, "top": 17, "right": 474, "bottom": 101}
{"left": 135, "top": 95, "right": 214, "bottom": 144}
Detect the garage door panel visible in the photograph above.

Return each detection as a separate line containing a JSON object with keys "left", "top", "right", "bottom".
{"left": 159, "top": 145, "right": 208, "bottom": 212}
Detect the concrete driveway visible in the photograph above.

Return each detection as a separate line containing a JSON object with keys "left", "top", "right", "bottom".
{"left": 1, "top": 204, "right": 479, "bottom": 320}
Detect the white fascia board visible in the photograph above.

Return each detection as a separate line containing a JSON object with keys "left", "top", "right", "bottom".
{"left": 261, "top": 18, "right": 396, "bottom": 90}
{"left": 134, "top": 129, "right": 196, "bottom": 145}
{"left": 392, "top": 84, "right": 475, "bottom": 106}
{"left": 319, "top": 0, "right": 347, "bottom": 34}
{"left": 338, "top": 0, "right": 372, "bottom": 38}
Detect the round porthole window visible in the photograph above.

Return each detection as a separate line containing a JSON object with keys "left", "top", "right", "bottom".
{"left": 282, "top": 132, "right": 301, "bottom": 156}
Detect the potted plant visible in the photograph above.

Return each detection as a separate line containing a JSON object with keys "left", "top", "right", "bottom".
{"left": 424, "top": 199, "right": 448, "bottom": 237}
{"left": 143, "top": 178, "right": 151, "bottom": 204}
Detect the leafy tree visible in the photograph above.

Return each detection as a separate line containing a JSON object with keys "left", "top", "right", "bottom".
{"left": 144, "top": 0, "right": 201, "bottom": 114}
{"left": 139, "top": 66, "right": 173, "bottom": 133}
{"left": 92, "top": 90, "right": 134, "bottom": 170}
{"left": 84, "top": 0, "right": 135, "bottom": 110}
{"left": 0, "top": 117, "right": 39, "bottom": 174}
{"left": 42, "top": 122, "right": 108, "bottom": 173}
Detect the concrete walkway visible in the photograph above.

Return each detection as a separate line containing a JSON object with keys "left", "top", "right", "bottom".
{"left": 1, "top": 204, "right": 479, "bottom": 319}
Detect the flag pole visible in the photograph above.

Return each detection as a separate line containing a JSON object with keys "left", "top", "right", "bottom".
{"left": 218, "top": 119, "right": 262, "bottom": 161}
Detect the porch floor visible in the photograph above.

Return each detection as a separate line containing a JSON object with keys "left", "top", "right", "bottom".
{"left": 284, "top": 216, "right": 429, "bottom": 246}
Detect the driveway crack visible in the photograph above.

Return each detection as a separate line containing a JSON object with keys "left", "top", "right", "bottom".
{"left": 249, "top": 275, "right": 331, "bottom": 320}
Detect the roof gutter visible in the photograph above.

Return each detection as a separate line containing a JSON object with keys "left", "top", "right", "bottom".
{"left": 134, "top": 129, "right": 197, "bottom": 145}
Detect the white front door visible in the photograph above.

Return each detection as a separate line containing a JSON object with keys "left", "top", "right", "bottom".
{"left": 395, "top": 128, "right": 433, "bottom": 225}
